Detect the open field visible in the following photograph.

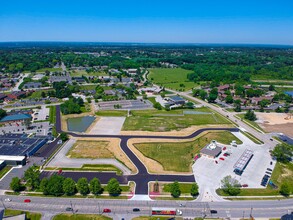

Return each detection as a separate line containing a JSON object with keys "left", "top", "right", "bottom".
{"left": 70, "top": 70, "right": 108, "bottom": 77}
{"left": 133, "top": 131, "right": 241, "bottom": 172}
{"left": 148, "top": 68, "right": 195, "bottom": 91}
{"left": 123, "top": 108, "right": 231, "bottom": 132}
{"left": 45, "top": 164, "right": 122, "bottom": 173}
{"left": 236, "top": 114, "right": 265, "bottom": 132}
{"left": 36, "top": 67, "right": 62, "bottom": 72}
{"left": 4, "top": 209, "right": 41, "bottom": 220}
{"left": 67, "top": 140, "right": 113, "bottom": 158}
{"left": 217, "top": 162, "right": 293, "bottom": 196}
{"left": 255, "top": 112, "right": 293, "bottom": 137}
{"left": 53, "top": 214, "right": 111, "bottom": 220}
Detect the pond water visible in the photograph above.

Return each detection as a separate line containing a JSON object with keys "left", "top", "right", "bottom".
{"left": 67, "top": 116, "right": 96, "bottom": 132}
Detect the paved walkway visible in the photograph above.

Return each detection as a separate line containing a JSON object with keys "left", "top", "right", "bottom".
{"left": 46, "top": 139, "right": 132, "bottom": 175}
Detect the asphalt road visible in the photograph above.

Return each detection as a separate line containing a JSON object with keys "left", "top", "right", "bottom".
{"left": 49, "top": 106, "right": 238, "bottom": 194}
{"left": 1, "top": 195, "right": 292, "bottom": 219}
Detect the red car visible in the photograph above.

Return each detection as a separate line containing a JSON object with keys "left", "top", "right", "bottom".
{"left": 219, "top": 157, "right": 225, "bottom": 161}
{"left": 215, "top": 160, "right": 218, "bottom": 164}
{"left": 24, "top": 199, "right": 31, "bottom": 203}
{"left": 223, "top": 147, "right": 226, "bottom": 151}
{"left": 242, "top": 184, "right": 249, "bottom": 187}
{"left": 223, "top": 153, "right": 230, "bottom": 157}
{"left": 103, "top": 209, "right": 111, "bottom": 213}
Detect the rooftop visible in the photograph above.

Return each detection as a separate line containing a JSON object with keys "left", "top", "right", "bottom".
{"left": 0, "top": 114, "right": 32, "bottom": 122}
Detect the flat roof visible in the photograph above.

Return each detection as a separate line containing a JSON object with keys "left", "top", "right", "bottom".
{"left": 169, "top": 96, "right": 185, "bottom": 101}
{"left": 234, "top": 149, "right": 254, "bottom": 171}
{"left": 0, "top": 155, "right": 25, "bottom": 161}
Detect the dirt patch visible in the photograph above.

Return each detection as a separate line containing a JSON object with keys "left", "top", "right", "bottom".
{"left": 261, "top": 123, "right": 293, "bottom": 137}
{"left": 120, "top": 124, "right": 233, "bottom": 137}
{"left": 256, "top": 112, "right": 293, "bottom": 125}
{"left": 70, "top": 137, "right": 137, "bottom": 173}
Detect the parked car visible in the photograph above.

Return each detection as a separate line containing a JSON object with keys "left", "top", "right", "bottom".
{"left": 133, "top": 208, "right": 140, "bottom": 212}
{"left": 219, "top": 157, "right": 225, "bottom": 161}
{"left": 103, "top": 209, "right": 111, "bottom": 213}
{"left": 24, "top": 199, "right": 31, "bottom": 203}
{"left": 267, "top": 168, "right": 272, "bottom": 171}
{"left": 270, "top": 161, "right": 273, "bottom": 165}
{"left": 242, "top": 184, "right": 248, "bottom": 188}
{"left": 210, "top": 210, "right": 218, "bottom": 214}
{"left": 66, "top": 207, "right": 73, "bottom": 211}
{"left": 4, "top": 198, "right": 11, "bottom": 202}
{"left": 215, "top": 160, "right": 218, "bottom": 164}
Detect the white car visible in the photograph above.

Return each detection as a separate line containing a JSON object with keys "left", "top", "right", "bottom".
{"left": 4, "top": 198, "right": 11, "bottom": 202}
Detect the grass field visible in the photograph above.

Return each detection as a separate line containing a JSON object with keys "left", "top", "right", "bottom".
{"left": 0, "top": 165, "right": 12, "bottom": 179}
{"left": 217, "top": 162, "right": 293, "bottom": 196}
{"left": 67, "top": 140, "right": 114, "bottom": 159}
{"left": 236, "top": 114, "right": 265, "bottom": 132}
{"left": 148, "top": 68, "right": 196, "bottom": 91}
{"left": 163, "top": 183, "right": 194, "bottom": 194}
{"left": 134, "top": 131, "right": 241, "bottom": 172}
{"left": 53, "top": 214, "right": 112, "bottom": 220}
{"left": 4, "top": 209, "right": 41, "bottom": 220}
{"left": 123, "top": 108, "right": 231, "bottom": 132}
{"left": 96, "top": 110, "right": 128, "bottom": 117}
{"left": 133, "top": 217, "right": 183, "bottom": 220}
{"left": 70, "top": 70, "right": 108, "bottom": 77}
{"left": 45, "top": 164, "right": 122, "bottom": 174}
{"left": 49, "top": 106, "right": 57, "bottom": 124}
{"left": 36, "top": 67, "right": 62, "bottom": 72}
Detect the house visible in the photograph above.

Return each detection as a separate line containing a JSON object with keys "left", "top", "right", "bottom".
{"left": 0, "top": 114, "right": 32, "bottom": 124}
{"left": 23, "top": 82, "right": 42, "bottom": 89}
{"left": 250, "top": 96, "right": 273, "bottom": 105}
{"left": 168, "top": 96, "right": 186, "bottom": 105}
{"left": 7, "top": 91, "right": 26, "bottom": 100}
{"left": 140, "top": 87, "right": 162, "bottom": 94}
{"left": 0, "top": 94, "right": 7, "bottom": 101}
{"left": 217, "top": 84, "right": 230, "bottom": 91}
{"left": 127, "top": 69, "right": 137, "bottom": 75}
{"left": 200, "top": 140, "right": 222, "bottom": 159}
{"left": 49, "top": 74, "right": 72, "bottom": 84}
{"left": 72, "top": 77, "right": 86, "bottom": 84}
{"left": 108, "top": 69, "right": 121, "bottom": 74}
{"left": 104, "top": 90, "right": 116, "bottom": 96}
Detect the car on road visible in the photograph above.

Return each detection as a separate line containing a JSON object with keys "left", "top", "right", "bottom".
{"left": 66, "top": 207, "right": 73, "bottom": 211}
{"left": 210, "top": 210, "right": 218, "bottom": 214}
{"left": 267, "top": 168, "right": 272, "bottom": 171}
{"left": 103, "top": 209, "right": 111, "bottom": 213}
{"left": 133, "top": 208, "right": 140, "bottom": 212}
{"left": 223, "top": 153, "right": 230, "bottom": 157}
{"left": 24, "top": 199, "right": 31, "bottom": 203}
{"left": 4, "top": 198, "right": 11, "bottom": 202}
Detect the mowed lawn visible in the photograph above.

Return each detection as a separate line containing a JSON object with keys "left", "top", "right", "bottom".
{"left": 123, "top": 108, "right": 231, "bottom": 132}
{"left": 67, "top": 140, "right": 114, "bottom": 159}
{"left": 4, "top": 209, "right": 41, "bottom": 220}
{"left": 53, "top": 214, "right": 112, "bottom": 220}
{"left": 134, "top": 131, "right": 241, "bottom": 172}
{"left": 148, "top": 68, "right": 196, "bottom": 91}
{"left": 70, "top": 70, "right": 108, "bottom": 77}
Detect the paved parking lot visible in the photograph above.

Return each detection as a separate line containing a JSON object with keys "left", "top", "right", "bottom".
{"left": 193, "top": 131, "right": 275, "bottom": 202}
{"left": 0, "top": 121, "right": 52, "bottom": 136}
{"left": 96, "top": 99, "right": 153, "bottom": 110}
{"left": 32, "top": 106, "right": 50, "bottom": 121}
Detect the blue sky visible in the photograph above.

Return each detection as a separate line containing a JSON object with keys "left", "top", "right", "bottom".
{"left": 0, "top": 0, "right": 293, "bottom": 44}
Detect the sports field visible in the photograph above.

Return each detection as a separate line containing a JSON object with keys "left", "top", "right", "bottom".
{"left": 148, "top": 68, "right": 196, "bottom": 91}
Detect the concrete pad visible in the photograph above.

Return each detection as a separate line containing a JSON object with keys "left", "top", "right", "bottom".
{"left": 88, "top": 117, "right": 126, "bottom": 135}
{"left": 130, "top": 195, "right": 152, "bottom": 201}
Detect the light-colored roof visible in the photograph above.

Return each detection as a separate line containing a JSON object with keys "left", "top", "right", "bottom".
{"left": 0, "top": 114, "right": 31, "bottom": 122}
{"left": 0, "top": 155, "right": 25, "bottom": 161}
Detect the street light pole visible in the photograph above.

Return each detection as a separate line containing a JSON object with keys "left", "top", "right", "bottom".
{"left": 70, "top": 200, "right": 74, "bottom": 214}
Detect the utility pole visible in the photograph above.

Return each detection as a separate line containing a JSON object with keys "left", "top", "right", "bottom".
{"left": 70, "top": 200, "right": 74, "bottom": 214}
{"left": 250, "top": 207, "right": 253, "bottom": 219}
{"left": 1, "top": 198, "right": 6, "bottom": 209}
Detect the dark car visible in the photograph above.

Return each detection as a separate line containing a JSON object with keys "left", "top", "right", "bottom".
{"left": 66, "top": 207, "right": 73, "bottom": 211}
{"left": 266, "top": 171, "right": 272, "bottom": 175}
{"left": 267, "top": 168, "right": 272, "bottom": 171}
{"left": 210, "top": 210, "right": 218, "bottom": 214}
{"left": 133, "top": 208, "right": 140, "bottom": 212}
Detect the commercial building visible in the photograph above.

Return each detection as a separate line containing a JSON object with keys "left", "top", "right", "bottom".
{"left": 0, "top": 114, "right": 32, "bottom": 125}
{"left": 0, "top": 133, "right": 48, "bottom": 165}
{"left": 233, "top": 149, "right": 254, "bottom": 175}
{"left": 200, "top": 140, "right": 222, "bottom": 159}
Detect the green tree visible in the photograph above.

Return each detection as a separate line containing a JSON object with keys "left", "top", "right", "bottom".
{"left": 107, "top": 178, "right": 121, "bottom": 196}
{"left": 221, "top": 175, "right": 241, "bottom": 196}
{"left": 40, "top": 178, "right": 49, "bottom": 195}
{"left": 77, "top": 178, "right": 89, "bottom": 196}
{"left": 10, "top": 177, "right": 23, "bottom": 192}
{"left": 269, "top": 84, "right": 275, "bottom": 91}
{"left": 272, "top": 143, "right": 293, "bottom": 163}
{"left": 199, "top": 90, "right": 208, "bottom": 100}
{"left": 60, "top": 132, "right": 69, "bottom": 142}
{"left": 89, "top": 177, "right": 102, "bottom": 195}
{"left": 280, "top": 183, "right": 290, "bottom": 196}
{"left": 24, "top": 165, "right": 40, "bottom": 190}
{"left": 244, "top": 109, "right": 257, "bottom": 121}
{"left": 170, "top": 181, "right": 181, "bottom": 198}
{"left": 46, "top": 175, "right": 65, "bottom": 196}
{"left": 153, "top": 102, "right": 162, "bottom": 110}
{"left": 225, "top": 95, "right": 234, "bottom": 104}
{"left": 63, "top": 178, "right": 76, "bottom": 196}
{"left": 0, "top": 109, "right": 7, "bottom": 119}
{"left": 190, "top": 183, "right": 199, "bottom": 197}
